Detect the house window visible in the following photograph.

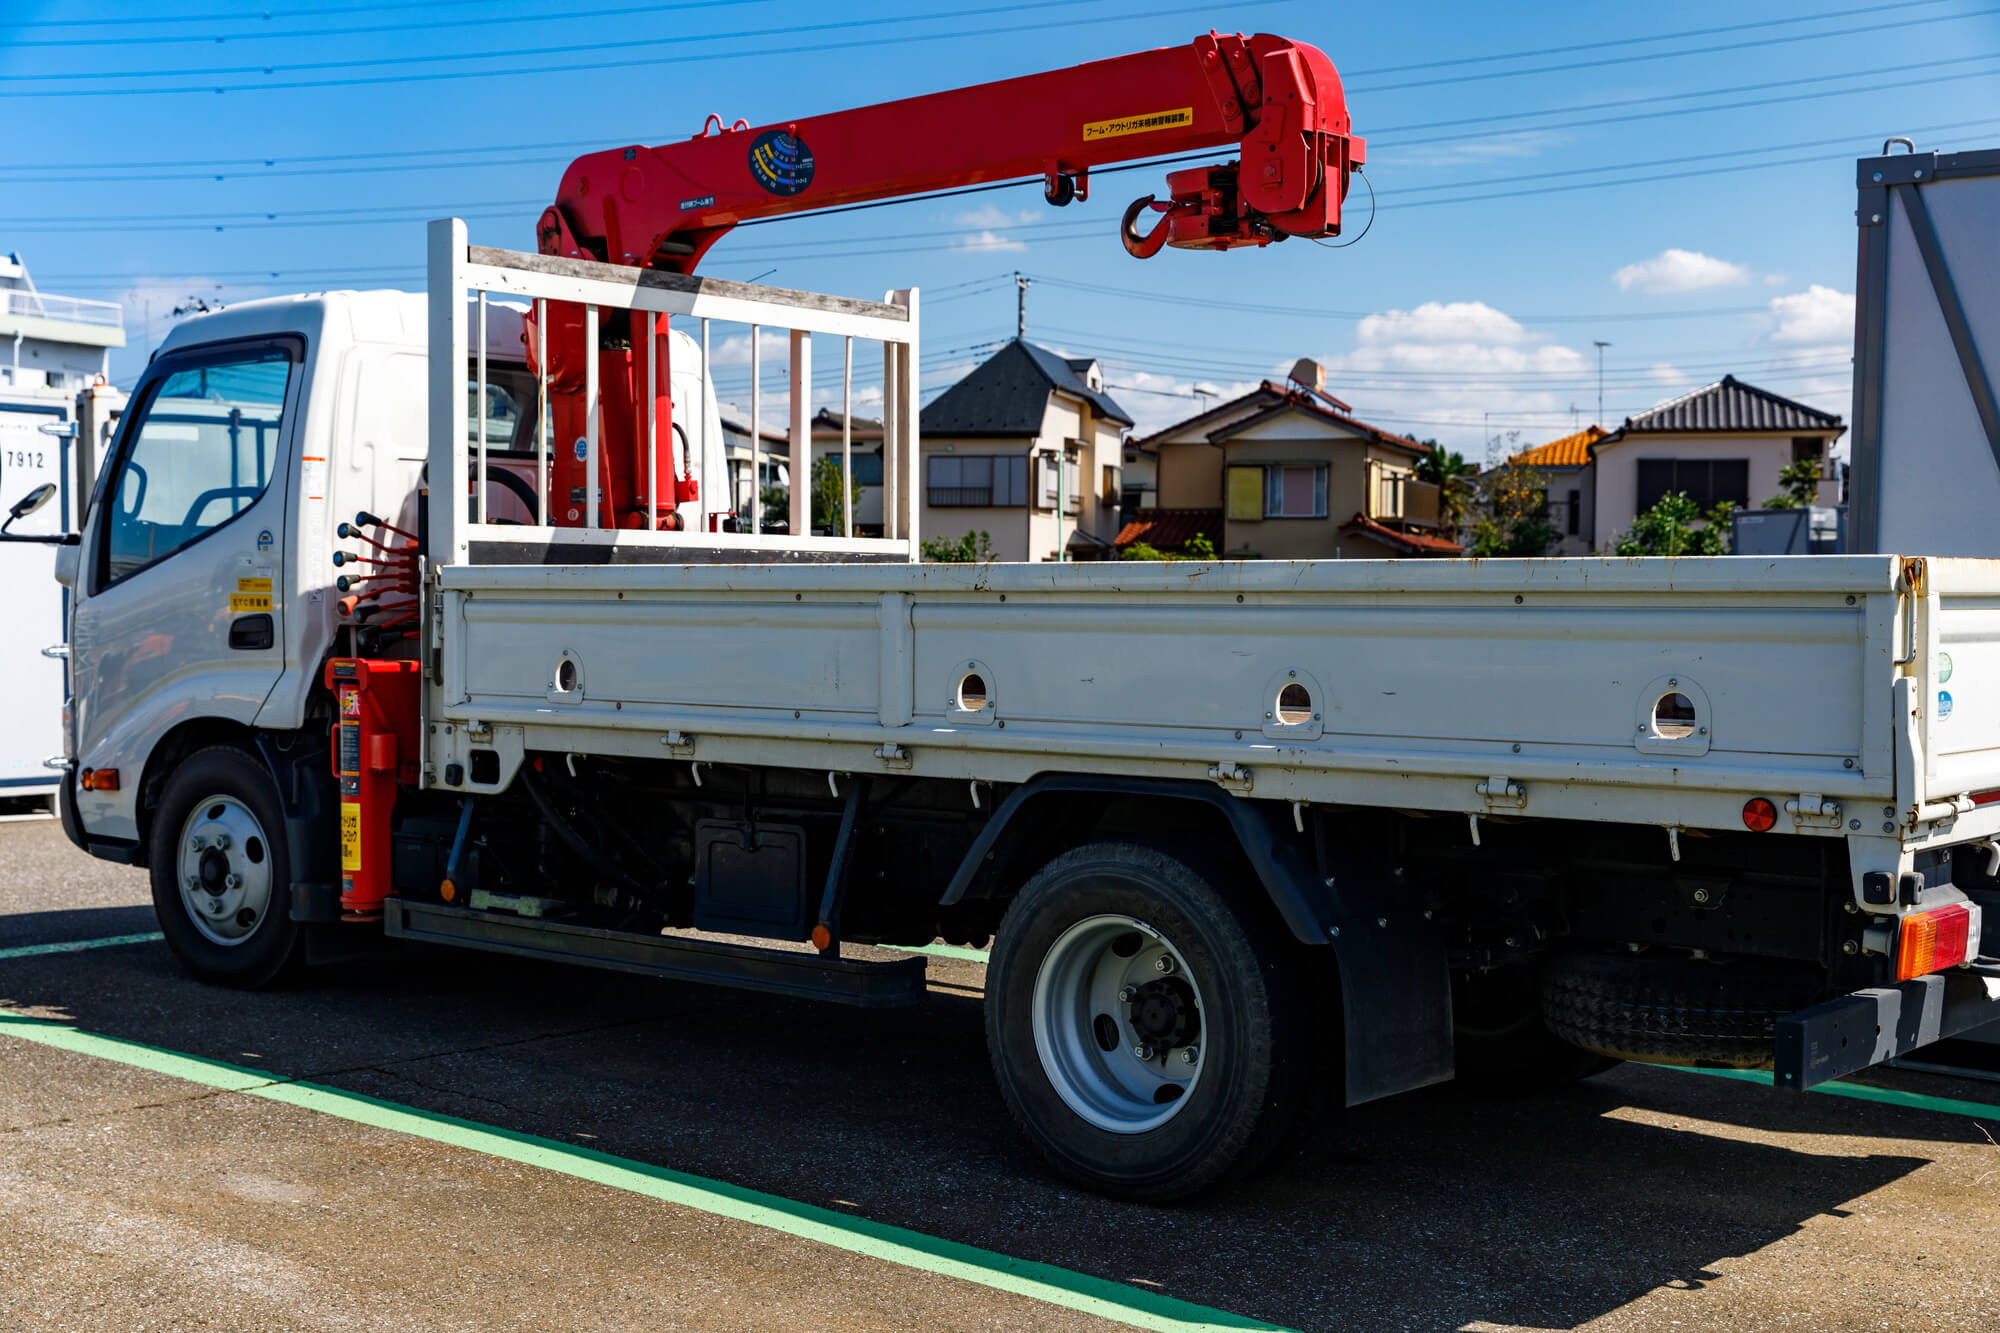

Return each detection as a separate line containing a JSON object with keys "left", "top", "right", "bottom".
{"left": 1567, "top": 489, "right": 1581, "bottom": 536}
{"left": 842, "top": 453, "right": 884, "bottom": 486}
{"left": 1634, "top": 458, "right": 1749, "bottom": 512}
{"left": 928, "top": 454, "right": 1026, "bottom": 507}
{"left": 1264, "top": 464, "right": 1328, "bottom": 518}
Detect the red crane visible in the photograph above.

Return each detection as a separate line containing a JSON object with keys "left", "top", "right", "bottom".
{"left": 527, "top": 31, "right": 1360, "bottom": 531}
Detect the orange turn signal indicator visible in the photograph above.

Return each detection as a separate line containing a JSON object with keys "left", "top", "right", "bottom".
{"left": 1896, "top": 902, "right": 1975, "bottom": 980}
{"left": 80, "top": 768, "right": 120, "bottom": 792}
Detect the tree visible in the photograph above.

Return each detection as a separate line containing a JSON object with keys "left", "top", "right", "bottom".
{"left": 1610, "top": 491, "right": 1736, "bottom": 556}
{"left": 921, "top": 529, "right": 994, "bottom": 563}
{"left": 1414, "top": 445, "right": 1477, "bottom": 539}
{"left": 1763, "top": 457, "right": 1822, "bottom": 510}
{"left": 1469, "top": 459, "right": 1555, "bottom": 557}
{"left": 810, "top": 456, "right": 862, "bottom": 533}
{"left": 1119, "top": 531, "right": 1217, "bottom": 561}
{"left": 757, "top": 483, "right": 788, "bottom": 533}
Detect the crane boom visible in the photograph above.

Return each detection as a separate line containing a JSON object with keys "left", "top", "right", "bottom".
{"left": 526, "top": 31, "right": 1361, "bottom": 532}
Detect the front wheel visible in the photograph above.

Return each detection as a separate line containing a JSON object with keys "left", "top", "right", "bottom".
{"left": 984, "top": 842, "right": 1307, "bottom": 1202}
{"left": 148, "top": 745, "right": 303, "bottom": 988}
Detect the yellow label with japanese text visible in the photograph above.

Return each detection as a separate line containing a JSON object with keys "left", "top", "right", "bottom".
{"left": 1082, "top": 107, "right": 1193, "bottom": 141}
{"left": 340, "top": 803, "right": 362, "bottom": 872}
{"left": 237, "top": 577, "right": 272, "bottom": 594}
{"left": 230, "top": 594, "right": 273, "bottom": 613}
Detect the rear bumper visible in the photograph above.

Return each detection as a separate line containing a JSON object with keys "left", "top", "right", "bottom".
{"left": 1776, "top": 963, "right": 2000, "bottom": 1090}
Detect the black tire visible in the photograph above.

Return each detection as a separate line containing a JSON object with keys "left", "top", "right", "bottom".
{"left": 1542, "top": 951, "right": 1823, "bottom": 1069}
{"left": 147, "top": 745, "right": 303, "bottom": 988}
{"left": 1452, "top": 963, "right": 1618, "bottom": 1091}
{"left": 984, "top": 842, "right": 1307, "bottom": 1202}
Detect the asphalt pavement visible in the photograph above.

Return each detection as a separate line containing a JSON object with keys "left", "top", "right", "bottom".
{"left": 4, "top": 818, "right": 2000, "bottom": 1332}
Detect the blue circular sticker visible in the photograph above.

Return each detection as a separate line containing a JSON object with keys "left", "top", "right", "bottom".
{"left": 1939, "top": 690, "right": 1954, "bottom": 721}
{"left": 747, "top": 129, "right": 814, "bottom": 196}
{"left": 573, "top": 437, "right": 589, "bottom": 462}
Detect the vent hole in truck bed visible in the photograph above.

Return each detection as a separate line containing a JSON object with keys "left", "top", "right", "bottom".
{"left": 1652, "top": 691, "right": 1697, "bottom": 738}
{"left": 1277, "top": 682, "right": 1313, "bottom": 724}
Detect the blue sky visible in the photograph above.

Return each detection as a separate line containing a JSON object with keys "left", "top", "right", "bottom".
{"left": 6, "top": 0, "right": 1999, "bottom": 452}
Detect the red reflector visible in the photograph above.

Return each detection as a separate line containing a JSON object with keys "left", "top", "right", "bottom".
{"left": 80, "top": 768, "right": 119, "bottom": 792}
{"left": 1896, "top": 903, "right": 1975, "bottom": 980}
{"left": 1742, "top": 797, "right": 1778, "bottom": 832}
{"left": 1974, "top": 789, "right": 2000, "bottom": 807}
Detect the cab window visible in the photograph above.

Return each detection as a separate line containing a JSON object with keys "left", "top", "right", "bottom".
{"left": 101, "top": 346, "right": 295, "bottom": 587}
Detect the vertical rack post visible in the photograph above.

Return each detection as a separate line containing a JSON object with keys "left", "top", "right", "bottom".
{"left": 894, "top": 289, "right": 920, "bottom": 557}
{"left": 584, "top": 302, "right": 599, "bottom": 529}
{"left": 881, "top": 333, "right": 899, "bottom": 542}
{"left": 700, "top": 318, "right": 712, "bottom": 532}
{"left": 841, "top": 336, "right": 853, "bottom": 539}
{"left": 475, "top": 290, "right": 488, "bottom": 525}
{"left": 750, "top": 324, "right": 761, "bottom": 536}
{"left": 534, "top": 296, "right": 548, "bottom": 526}
{"left": 426, "top": 218, "right": 469, "bottom": 565}
{"left": 788, "top": 329, "right": 811, "bottom": 538}
{"left": 646, "top": 311, "right": 659, "bottom": 531}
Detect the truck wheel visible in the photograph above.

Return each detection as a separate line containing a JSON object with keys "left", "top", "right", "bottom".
{"left": 1452, "top": 963, "right": 1618, "bottom": 1091}
{"left": 147, "top": 745, "right": 303, "bottom": 988}
{"left": 1542, "top": 950, "right": 1823, "bottom": 1069}
{"left": 984, "top": 842, "right": 1306, "bottom": 1202}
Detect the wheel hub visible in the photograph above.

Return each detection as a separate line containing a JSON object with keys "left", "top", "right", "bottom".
{"left": 1130, "top": 978, "right": 1199, "bottom": 1050}
{"left": 175, "top": 796, "right": 273, "bottom": 948}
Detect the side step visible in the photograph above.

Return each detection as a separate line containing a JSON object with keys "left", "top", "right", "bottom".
{"left": 382, "top": 899, "right": 927, "bottom": 1008}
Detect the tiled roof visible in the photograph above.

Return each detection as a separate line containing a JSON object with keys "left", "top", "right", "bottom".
{"left": 920, "top": 338, "right": 1133, "bottom": 436}
{"left": 1337, "top": 512, "right": 1464, "bottom": 556}
{"left": 1620, "top": 375, "right": 1843, "bottom": 434}
{"left": 1113, "top": 508, "right": 1221, "bottom": 550}
{"left": 1214, "top": 392, "right": 1430, "bottom": 457}
{"left": 1130, "top": 380, "right": 1353, "bottom": 448}
{"left": 1514, "top": 425, "right": 1604, "bottom": 468}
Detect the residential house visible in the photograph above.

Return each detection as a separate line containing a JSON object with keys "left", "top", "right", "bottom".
{"left": 1118, "top": 363, "right": 1460, "bottom": 559}
{"left": 917, "top": 339, "right": 1131, "bottom": 561}
{"left": 810, "top": 407, "right": 886, "bottom": 536}
{"left": 1510, "top": 425, "right": 1604, "bottom": 557}
{"left": 1586, "top": 376, "right": 1843, "bottom": 551}
{"left": 1, "top": 251, "right": 123, "bottom": 396}
{"left": 716, "top": 402, "right": 788, "bottom": 527}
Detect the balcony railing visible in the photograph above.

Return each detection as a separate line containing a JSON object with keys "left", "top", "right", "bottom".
{"left": 929, "top": 486, "right": 995, "bottom": 507}
{"left": 1373, "top": 473, "right": 1442, "bottom": 526}
{"left": 2, "top": 289, "right": 122, "bottom": 328}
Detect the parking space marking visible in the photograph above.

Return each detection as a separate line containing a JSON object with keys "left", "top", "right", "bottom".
{"left": 1673, "top": 1064, "right": 2000, "bottom": 1123}
{"left": 0, "top": 931, "right": 163, "bottom": 962}
{"left": 0, "top": 1012, "right": 1290, "bottom": 1333}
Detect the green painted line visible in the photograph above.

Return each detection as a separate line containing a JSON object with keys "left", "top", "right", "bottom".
{"left": 0, "top": 931, "right": 163, "bottom": 962}
{"left": 0, "top": 1013, "right": 1289, "bottom": 1333}
{"left": 1665, "top": 1063, "right": 2000, "bottom": 1123}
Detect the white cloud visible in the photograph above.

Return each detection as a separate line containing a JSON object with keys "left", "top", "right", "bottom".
{"left": 706, "top": 328, "right": 792, "bottom": 367}
{"left": 952, "top": 204, "right": 1038, "bottom": 230}
{"left": 1356, "top": 301, "right": 1528, "bottom": 346}
{"left": 1613, "top": 248, "right": 1751, "bottom": 294}
{"left": 955, "top": 229, "right": 1026, "bottom": 254}
{"left": 1393, "top": 131, "right": 1564, "bottom": 168}
{"left": 1768, "top": 284, "right": 1855, "bottom": 344}
{"left": 1650, "top": 363, "right": 1691, "bottom": 386}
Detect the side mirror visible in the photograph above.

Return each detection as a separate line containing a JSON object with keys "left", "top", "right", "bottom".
{"left": 9, "top": 483, "right": 56, "bottom": 522}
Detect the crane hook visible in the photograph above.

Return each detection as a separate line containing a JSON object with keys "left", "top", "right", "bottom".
{"left": 1121, "top": 195, "right": 1171, "bottom": 259}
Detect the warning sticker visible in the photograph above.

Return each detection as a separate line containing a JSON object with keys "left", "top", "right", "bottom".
{"left": 340, "top": 803, "right": 362, "bottom": 872}
{"left": 230, "top": 593, "right": 273, "bottom": 613}
{"left": 237, "top": 577, "right": 272, "bottom": 594}
{"left": 1082, "top": 106, "right": 1194, "bottom": 142}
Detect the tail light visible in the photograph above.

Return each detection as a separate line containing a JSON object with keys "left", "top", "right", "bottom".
{"left": 1895, "top": 903, "right": 1976, "bottom": 980}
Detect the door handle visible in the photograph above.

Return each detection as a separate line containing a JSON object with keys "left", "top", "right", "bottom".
{"left": 41, "top": 643, "right": 68, "bottom": 659}
{"left": 229, "top": 614, "right": 274, "bottom": 650}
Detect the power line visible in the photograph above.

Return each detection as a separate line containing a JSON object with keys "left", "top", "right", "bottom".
{"left": 1347, "top": 5, "right": 2000, "bottom": 95}
{"left": 5, "top": 1, "right": 770, "bottom": 47}
{"left": 3, "top": 1, "right": 514, "bottom": 28}
{"left": 0, "top": 0, "right": 1296, "bottom": 96}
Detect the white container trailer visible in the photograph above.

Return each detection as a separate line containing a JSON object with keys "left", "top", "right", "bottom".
{"left": 43, "top": 224, "right": 2000, "bottom": 1201}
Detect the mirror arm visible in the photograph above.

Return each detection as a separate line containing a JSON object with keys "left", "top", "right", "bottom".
{"left": 0, "top": 532, "right": 80, "bottom": 545}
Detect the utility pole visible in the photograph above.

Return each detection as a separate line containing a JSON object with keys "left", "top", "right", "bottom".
{"left": 1592, "top": 341, "right": 1611, "bottom": 426}
{"left": 1015, "top": 272, "right": 1030, "bottom": 340}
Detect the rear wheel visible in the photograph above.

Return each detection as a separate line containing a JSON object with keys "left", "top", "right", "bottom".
{"left": 984, "top": 842, "right": 1307, "bottom": 1202}
{"left": 148, "top": 745, "right": 302, "bottom": 988}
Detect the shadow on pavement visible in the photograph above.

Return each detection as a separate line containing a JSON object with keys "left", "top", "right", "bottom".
{"left": 0, "top": 903, "right": 159, "bottom": 951}
{"left": 0, "top": 931, "right": 1945, "bottom": 1333}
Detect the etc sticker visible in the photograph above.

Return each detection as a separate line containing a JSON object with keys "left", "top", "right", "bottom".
{"left": 1938, "top": 690, "right": 1954, "bottom": 721}
{"left": 573, "top": 437, "right": 589, "bottom": 462}
{"left": 256, "top": 528, "right": 274, "bottom": 552}
{"left": 1939, "top": 652, "right": 1954, "bottom": 683}
{"left": 230, "top": 576, "right": 273, "bottom": 614}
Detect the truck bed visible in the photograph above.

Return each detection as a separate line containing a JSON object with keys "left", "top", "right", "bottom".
{"left": 427, "top": 553, "right": 2000, "bottom": 848}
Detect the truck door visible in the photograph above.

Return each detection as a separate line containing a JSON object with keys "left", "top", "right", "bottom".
{"left": 0, "top": 397, "right": 72, "bottom": 795}
{"left": 68, "top": 336, "right": 301, "bottom": 829}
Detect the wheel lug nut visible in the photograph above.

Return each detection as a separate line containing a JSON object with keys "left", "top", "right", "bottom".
{"left": 224, "top": 874, "right": 241, "bottom": 891}
{"left": 1153, "top": 955, "right": 1175, "bottom": 974}
{"left": 207, "top": 898, "right": 225, "bottom": 915}
{"left": 212, "top": 833, "right": 231, "bottom": 850}
{"left": 1180, "top": 1046, "right": 1199, "bottom": 1065}
{"left": 1132, "top": 1044, "right": 1154, "bottom": 1061}
{"left": 1118, "top": 986, "right": 1137, "bottom": 1002}
{"left": 188, "top": 836, "right": 204, "bottom": 851}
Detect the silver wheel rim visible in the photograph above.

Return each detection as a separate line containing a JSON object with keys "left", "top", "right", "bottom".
{"left": 175, "top": 796, "right": 274, "bottom": 948}
{"left": 1030, "top": 914, "right": 1206, "bottom": 1134}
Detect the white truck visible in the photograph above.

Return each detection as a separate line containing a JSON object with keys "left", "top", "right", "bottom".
{"left": 31, "top": 219, "right": 2000, "bottom": 1200}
